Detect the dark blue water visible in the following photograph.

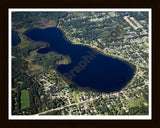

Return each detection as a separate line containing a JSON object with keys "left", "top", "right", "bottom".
{"left": 12, "top": 30, "right": 21, "bottom": 46}
{"left": 24, "top": 27, "right": 136, "bottom": 93}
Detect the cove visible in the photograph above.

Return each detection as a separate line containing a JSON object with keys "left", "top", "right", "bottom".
{"left": 12, "top": 30, "right": 21, "bottom": 46}
{"left": 24, "top": 27, "right": 136, "bottom": 93}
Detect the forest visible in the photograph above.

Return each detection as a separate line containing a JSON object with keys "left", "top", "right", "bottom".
{"left": 12, "top": 12, "right": 68, "bottom": 30}
{"left": 11, "top": 11, "right": 149, "bottom": 116}
{"left": 12, "top": 34, "right": 68, "bottom": 115}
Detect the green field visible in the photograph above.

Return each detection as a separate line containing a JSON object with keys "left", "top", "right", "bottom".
{"left": 125, "top": 96, "right": 145, "bottom": 108}
{"left": 21, "top": 90, "right": 30, "bottom": 109}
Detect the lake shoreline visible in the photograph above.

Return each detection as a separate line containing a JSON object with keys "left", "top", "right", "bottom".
{"left": 23, "top": 26, "right": 138, "bottom": 93}
{"left": 58, "top": 26, "right": 138, "bottom": 93}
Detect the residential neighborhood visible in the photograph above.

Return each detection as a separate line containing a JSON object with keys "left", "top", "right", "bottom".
{"left": 11, "top": 11, "right": 150, "bottom": 116}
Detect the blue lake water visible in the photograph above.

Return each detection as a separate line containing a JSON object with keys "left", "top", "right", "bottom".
{"left": 24, "top": 27, "right": 136, "bottom": 93}
{"left": 12, "top": 30, "right": 21, "bottom": 46}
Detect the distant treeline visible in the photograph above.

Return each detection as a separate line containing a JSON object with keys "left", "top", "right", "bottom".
{"left": 12, "top": 12, "right": 68, "bottom": 30}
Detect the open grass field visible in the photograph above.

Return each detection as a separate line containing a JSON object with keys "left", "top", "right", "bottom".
{"left": 21, "top": 90, "right": 30, "bottom": 109}
{"left": 125, "top": 96, "right": 145, "bottom": 108}
{"left": 73, "top": 91, "right": 78, "bottom": 103}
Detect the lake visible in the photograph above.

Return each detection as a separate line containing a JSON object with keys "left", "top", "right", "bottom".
{"left": 24, "top": 27, "right": 136, "bottom": 93}
{"left": 12, "top": 30, "right": 21, "bottom": 46}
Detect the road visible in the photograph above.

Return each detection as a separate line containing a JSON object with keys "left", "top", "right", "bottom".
{"left": 34, "top": 96, "right": 99, "bottom": 115}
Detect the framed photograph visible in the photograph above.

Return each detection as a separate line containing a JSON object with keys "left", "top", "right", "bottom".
{"left": 9, "top": 8, "right": 152, "bottom": 120}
